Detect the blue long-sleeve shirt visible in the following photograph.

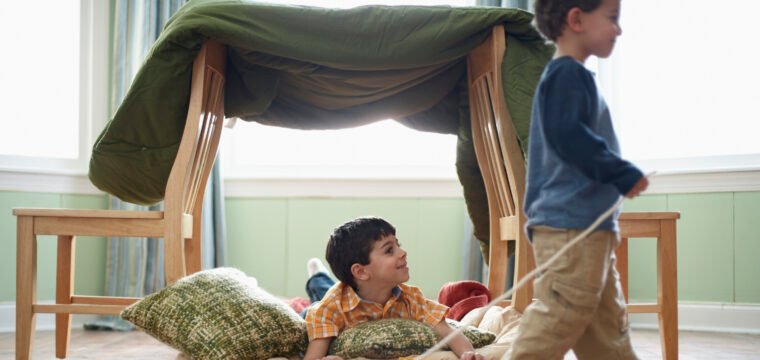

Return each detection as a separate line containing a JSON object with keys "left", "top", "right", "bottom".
{"left": 524, "top": 56, "right": 643, "bottom": 235}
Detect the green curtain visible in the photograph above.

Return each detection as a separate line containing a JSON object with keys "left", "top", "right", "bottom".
{"left": 86, "top": 0, "right": 227, "bottom": 331}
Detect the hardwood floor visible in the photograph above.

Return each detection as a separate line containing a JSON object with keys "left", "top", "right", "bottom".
{"left": 2, "top": 328, "right": 759, "bottom": 359}
{"left": 0, "top": 329, "right": 179, "bottom": 360}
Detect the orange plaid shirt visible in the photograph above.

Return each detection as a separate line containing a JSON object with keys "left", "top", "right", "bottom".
{"left": 305, "top": 282, "right": 449, "bottom": 341}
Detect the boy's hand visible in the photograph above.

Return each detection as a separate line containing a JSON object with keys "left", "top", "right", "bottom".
{"left": 432, "top": 320, "right": 483, "bottom": 360}
{"left": 460, "top": 350, "right": 485, "bottom": 360}
{"left": 303, "top": 338, "right": 338, "bottom": 360}
{"left": 625, "top": 176, "right": 649, "bottom": 198}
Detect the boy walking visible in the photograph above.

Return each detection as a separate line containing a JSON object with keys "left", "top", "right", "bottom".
{"left": 511, "top": 0, "right": 648, "bottom": 359}
{"left": 303, "top": 217, "right": 484, "bottom": 360}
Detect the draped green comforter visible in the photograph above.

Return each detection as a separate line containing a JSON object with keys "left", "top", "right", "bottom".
{"left": 89, "top": 0, "right": 552, "bottom": 250}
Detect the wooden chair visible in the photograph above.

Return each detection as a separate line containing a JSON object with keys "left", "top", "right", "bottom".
{"left": 617, "top": 212, "right": 680, "bottom": 360}
{"left": 466, "top": 24, "right": 534, "bottom": 312}
{"left": 467, "top": 26, "right": 680, "bottom": 359}
{"left": 14, "top": 41, "right": 227, "bottom": 360}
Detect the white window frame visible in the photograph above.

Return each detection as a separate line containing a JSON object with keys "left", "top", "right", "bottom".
{"left": 0, "top": 0, "right": 109, "bottom": 194}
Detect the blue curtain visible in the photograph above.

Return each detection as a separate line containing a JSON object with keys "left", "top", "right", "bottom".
{"left": 477, "top": 0, "right": 530, "bottom": 9}
{"left": 504, "top": 0, "right": 530, "bottom": 9}
{"left": 86, "top": 0, "right": 227, "bottom": 331}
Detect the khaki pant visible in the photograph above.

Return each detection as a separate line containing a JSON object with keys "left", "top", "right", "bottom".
{"left": 510, "top": 226, "right": 639, "bottom": 360}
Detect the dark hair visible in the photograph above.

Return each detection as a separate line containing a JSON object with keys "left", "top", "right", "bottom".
{"left": 533, "top": 0, "right": 602, "bottom": 41}
{"left": 325, "top": 217, "right": 396, "bottom": 290}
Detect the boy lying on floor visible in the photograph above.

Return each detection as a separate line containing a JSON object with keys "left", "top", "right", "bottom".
{"left": 303, "top": 217, "right": 485, "bottom": 360}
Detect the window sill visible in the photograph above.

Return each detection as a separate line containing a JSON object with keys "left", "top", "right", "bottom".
{"left": 224, "top": 177, "right": 464, "bottom": 198}
{"left": 645, "top": 169, "right": 760, "bottom": 194}
{"left": 2, "top": 169, "right": 759, "bottom": 197}
{"left": 0, "top": 170, "right": 100, "bottom": 195}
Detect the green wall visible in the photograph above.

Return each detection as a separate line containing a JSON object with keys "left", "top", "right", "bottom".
{"left": 224, "top": 197, "right": 469, "bottom": 298}
{"left": 625, "top": 192, "right": 760, "bottom": 303}
{"left": 2, "top": 190, "right": 759, "bottom": 305}
{"left": 0, "top": 191, "right": 108, "bottom": 303}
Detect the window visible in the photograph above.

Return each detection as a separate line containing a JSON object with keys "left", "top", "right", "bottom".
{"left": 222, "top": 0, "right": 473, "bottom": 181}
{"left": 0, "top": 0, "right": 108, "bottom": 174}
{"left": 597, "top": 0, "right": 760, "bottom": 174}
{"left": 1, "top": 2, "right": 79, "bottom": 159}
{"left": 226, "top": 121, "right": 458, "bottom": 180}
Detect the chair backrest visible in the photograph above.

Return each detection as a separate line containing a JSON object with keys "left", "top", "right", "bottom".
{"left": 467, "top": 25, "right": 534, "bottom": 311}
{"left": 162, "top": 41, "right": 226, "bottom": 281}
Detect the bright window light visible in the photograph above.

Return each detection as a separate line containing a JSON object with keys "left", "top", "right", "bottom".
{"left": 265, "top": 0, "right": 472, "bottom": 7}
{"left": 0, "top": 1, "right": 80, "bottom": 159}
{"left": 225, "top": 0, "right": 472, "bottom": 180}
{"left": 229, "top": 120, "right": 458, "bottom": 179}
{"left": 598, "top": 0, "right": 760, "bottom": 173}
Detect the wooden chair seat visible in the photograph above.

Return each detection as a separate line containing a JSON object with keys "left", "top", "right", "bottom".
{"left": 11, "top": 209, "right": 185, "bottom": 239}
{"left": 12, "top": 208, "right": 164, "bottom": 219}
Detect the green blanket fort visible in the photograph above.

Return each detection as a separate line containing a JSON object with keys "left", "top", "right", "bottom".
{"left": 89, "top": 0, "right": 553, "bottom": 255}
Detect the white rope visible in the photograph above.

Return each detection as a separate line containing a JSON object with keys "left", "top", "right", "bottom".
{"left": 415, "top": 170, "right": 654, "bottom": 359}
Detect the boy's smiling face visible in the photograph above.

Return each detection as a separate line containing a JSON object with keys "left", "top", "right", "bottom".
{"left": 362, "top": 235, "right": 410, "bottom": 286}
{"left": 578, "top": 0, "right": 623, "bottom": 59}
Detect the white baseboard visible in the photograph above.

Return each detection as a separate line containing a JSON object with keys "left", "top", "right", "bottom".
{"left": 2, "top": 302, "right": 759, "bottom": 334}
{"left": 0, "top": 303, "right": 99, "bottom": 333}
{"left": 629, "top": 303, "right": 760, "bottom": 334}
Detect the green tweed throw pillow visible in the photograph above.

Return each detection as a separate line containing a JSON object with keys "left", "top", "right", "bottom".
{"left": 121, "top": 268, "right": 307, "bottom": 360}
{"left": 329, "top": 318, "right": 496, "bottom": 359}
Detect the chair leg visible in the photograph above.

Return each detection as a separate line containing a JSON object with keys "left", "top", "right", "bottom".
{"left": 164, "top": 228, "right": 186, "bottom": 285}
{"left": 487, "top": 230, "right": 508, "bottom": 298}
{"left": 185, "top": 214, "right": 203, "bottom": 275}
{"left": 55, "top": 235, "right": 76, "bottom": 359}
{"left": 658, "top": 220, "right": 678, "bottom": 360}
{"left": 512, "top": 235, "right": 533, "bottom": 312}
{"left": 184, "top": 237, "right": 202, "bottom": 275}
{"left": 16, "top": 216, "right": 36, "bottom": 360}
{"left": 616, "top": 237, "right": 629, "bottom": 302}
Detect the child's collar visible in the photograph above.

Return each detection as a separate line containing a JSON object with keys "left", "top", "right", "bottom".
{"left": 340, "top": 283, "right": 402, "bottom": 311}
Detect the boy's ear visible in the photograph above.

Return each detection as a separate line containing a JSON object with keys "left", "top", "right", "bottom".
{"left": 566, "top": 7, "right": 584, "bottom": 32}
{"left": 351, "top": 263, "right": 370, "bottom": 281}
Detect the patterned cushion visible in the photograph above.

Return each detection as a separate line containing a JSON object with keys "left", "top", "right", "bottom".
{"left": 121, "top": 268, "right": 308, "bottom": 360}
{"left": 329, "top": 318, "right": 496, "bottom": 359}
